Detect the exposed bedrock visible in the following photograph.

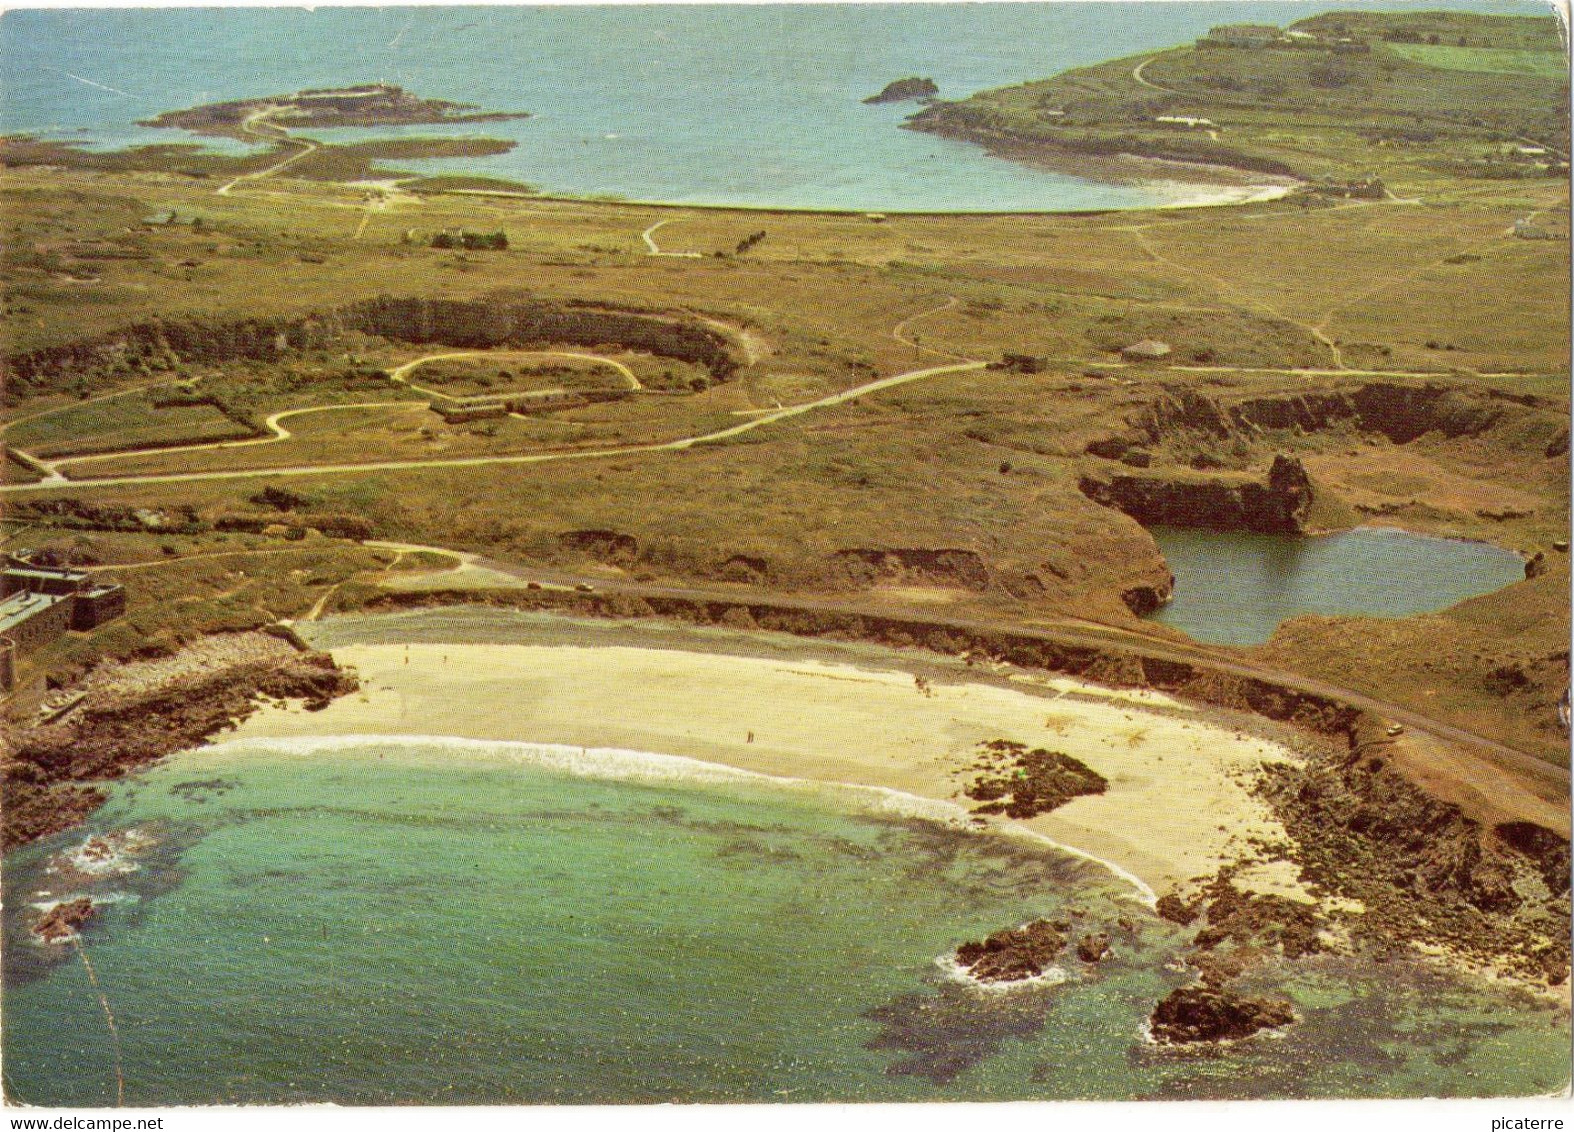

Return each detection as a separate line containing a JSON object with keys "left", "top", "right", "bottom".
{"left": 1122, "top": 382, "right": 1566, "bottom": 454}
{"left": 1147, "top": 986, "right": 1295, "bottom": 1045}
{"left": 31, "top": 897, "right": 97, "bottom": 944}
{"left": 5, "top": 294, "right": 744, "bottom": 393}
{"left": 955, "top": 919, "right": 1066, "bottom": 983}
{"left": 1255, "top": 725, "right": 1571, "bottom": 982}
{"left": 3, "top": 632, "right": 359, "bottom": 850}
{"left": 557, "top": 529, "right": 639, "bottom": 568}
{"left": 1078, "top": 454, "right": 1314, "bottom": 534}
{"left": 826, "top": 547, "right": 992, "bottom": 592}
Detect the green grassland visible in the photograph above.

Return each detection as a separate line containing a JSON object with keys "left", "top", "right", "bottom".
{"left": 907, "top": 9, "right": 1568, "bottom": 189}
{"left": 0, "top": 10, "right": 1568, "bottom": 768}
{"left": 1385, "top": 43, "right": 1568, "bottom": 77}
{"left": 6, "top": 393, "right": 253, "bottom": 458}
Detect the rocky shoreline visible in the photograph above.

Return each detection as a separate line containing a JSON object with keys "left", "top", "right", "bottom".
{"left": 329, "top": 590, "right": 1569, "bottom": 1002}
{"left": 2, "top": 630, "right": 358, "bottom": 849}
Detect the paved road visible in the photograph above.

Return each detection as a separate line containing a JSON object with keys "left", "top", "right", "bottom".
{"left": 51, "top": 400, "right": 428, "bottom": 472}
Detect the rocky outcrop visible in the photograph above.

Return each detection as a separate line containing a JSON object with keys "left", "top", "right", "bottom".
{"left": 827, "top": 547, "right": 991, "bottom": 591}
{"left": 1255, "top": 733, "right": 1572, "bottom": 983}
{"left": 3, "top": 632, "right": 359, "bottom": 849}
{"left": 1078, "top": 454, "right": 1314, "bottom": 534}
{"left": 1131, "top": 382, "right": 1564, "bottom": 454}
{"left": 1120, "top": 579, "right": 1174, "bottom": 617}
{"left": 6, "top": 296, "right": 743, "bottom": 397}
{"left": 31, "top": 897, "right": 96, "bottom": 944}
{"left": 955, "top": 919, "right": 1065, "bottom": 983}
{"left": 1495, "top": 820, "right": 1572, "bottom": 897}
{"left": 964, "top": 739, "right": 1108, "bottom": 819}
{"left": 1148, "top": 986, "right": 1295, "bottom": 1044}
{"left": 864, "top": 77, "right": 939, "bottom": 104}
{"left": 1076, "top": 933, "right": 1112, "bottom": 963}
{"left": 558, "top": 529, "right": 639, "bottom": 568}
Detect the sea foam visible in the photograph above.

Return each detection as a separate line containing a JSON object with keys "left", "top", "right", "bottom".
{"left": 204, "top": 733, "right": 1158, "bottom": 905}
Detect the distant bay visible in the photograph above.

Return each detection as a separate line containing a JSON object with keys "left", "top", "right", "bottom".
{"left": 0, "top": 2, "right": 1549, "bottom": 212}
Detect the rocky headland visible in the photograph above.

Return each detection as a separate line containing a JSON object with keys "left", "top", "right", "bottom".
{"left": 2, "top": 630, "right": 358, "bottom": 849}
{"left": 140, "top": 84, "right": 530, "bottom": 136}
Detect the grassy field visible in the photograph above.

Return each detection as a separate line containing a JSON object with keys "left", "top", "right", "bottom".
{"left": 1384, "top": 43, "right": 1569, "bottom": 77}
{"left": 5, "top": 391, "right": 254, "bottom": 457}
{"left": 907, "top": 8, "right": 1568, "bottom": 190}
{"left": 0, "top": 9, "right": 1567, "bottom": 771}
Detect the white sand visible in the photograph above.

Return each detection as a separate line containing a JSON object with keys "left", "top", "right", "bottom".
{"left": 228, "top": 640, "right": 1310, "bottom": 899}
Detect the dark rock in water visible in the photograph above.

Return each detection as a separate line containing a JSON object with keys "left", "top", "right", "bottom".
{"left": 864, "top": 77, "right": 940, "bottom": 104}
{"left": 1076, "top": 932, "right": 1113, "bottom": 963}
{"left": 1148, "top": 985, "right": 1294, "bottom": 1044}
{"left": 955, "top": 919, "right": 1065, "bottom": 983}
{"left": 32, "top": 897, "right": 95, "bottom": 944}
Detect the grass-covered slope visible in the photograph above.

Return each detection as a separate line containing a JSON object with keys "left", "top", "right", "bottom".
{"left": 908, "top": 9, "right": 1568, "bottom": 187}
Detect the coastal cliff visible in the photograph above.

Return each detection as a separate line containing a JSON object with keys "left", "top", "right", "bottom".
{"left": 3, "top": 631, "right": 358, "bottom": 849}
{"left": 1078, "top": 454, "right": 1315, "bottom": 534}
{"left": 5, "top": 295, "right": 743, "bottom": 397}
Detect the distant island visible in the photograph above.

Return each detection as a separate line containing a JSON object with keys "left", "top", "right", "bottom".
{"left": 140, "top": 83, "right": 531, "bottom": 138}
{"left": 863, "top": 77, "right": 939, "bottom": 104}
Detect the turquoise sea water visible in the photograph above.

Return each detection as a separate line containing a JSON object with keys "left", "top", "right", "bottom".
{"left": 1147, "top": 526, "right": 1527, "bottom": 645}
{"left": 3, "top": 736, "right": 1566, "bottom": 1105}
{"left": 0, "top": 2, "right": 1550, "bottom": 212}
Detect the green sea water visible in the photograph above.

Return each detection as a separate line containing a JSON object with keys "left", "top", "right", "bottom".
{"left": 3, "top": 737, "right": 1567, "bottom": 1105}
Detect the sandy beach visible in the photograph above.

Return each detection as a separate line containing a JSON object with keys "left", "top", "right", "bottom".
{"left": 228, "top": 636, "right": 1309, "bottom": 899}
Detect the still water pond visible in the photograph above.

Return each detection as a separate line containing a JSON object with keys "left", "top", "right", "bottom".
{"left": 1146, "top": 526, "right": 1527, "bottom": 646}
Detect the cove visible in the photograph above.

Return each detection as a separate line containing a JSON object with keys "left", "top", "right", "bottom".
{"left": 1145, "top": 526, "right": 1527, "bottom": 646}
{"left": 5, "top": 737, "right": 1565, "bottom": 1105}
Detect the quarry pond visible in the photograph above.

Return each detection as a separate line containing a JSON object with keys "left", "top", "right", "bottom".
{"left": 1146, "top": 526, "right": 1528, "bottom": 646}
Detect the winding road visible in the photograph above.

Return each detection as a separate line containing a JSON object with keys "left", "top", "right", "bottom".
{"left": 0, "top": 356, "right": 984, "bottom": 493}
{"left": 215, "top": 107, "right": 321, "bottom": 197}
{"left": 1131, "top": 57, "right": 1177, "bottom": 93}
{"left": 641, "top": 218, "right": 703, "bottom": 258}
{"left": 391, "top": 350, "right": 642, "bottom": 395}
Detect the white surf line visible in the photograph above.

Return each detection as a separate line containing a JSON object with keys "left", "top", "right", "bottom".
{"left": 3, "top": 359, "right": 982, "bottom": 492}
{"left": 204, "top": 733, "right": 1159, "bottom": 906}
{"left": 641, "top": 218, "right": 703, "bottom": 258}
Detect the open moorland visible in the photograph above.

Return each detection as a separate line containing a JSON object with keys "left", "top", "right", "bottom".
{"left": 1, "top": 8, "right": 1568, "bottom": 1012}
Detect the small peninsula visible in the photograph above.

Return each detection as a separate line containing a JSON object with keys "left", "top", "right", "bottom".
{"left": 140, "top": 83, "right": 530, "bottom": 137}
{"left": 864, "top": 77, "right": 940, "bottom": 104}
